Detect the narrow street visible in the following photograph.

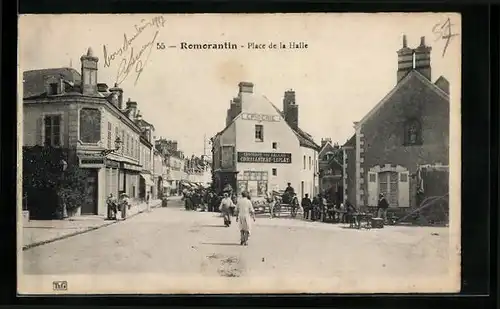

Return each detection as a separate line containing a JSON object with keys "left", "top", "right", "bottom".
{"left": 24, "top": 198, "right": 451, "bottom": 286}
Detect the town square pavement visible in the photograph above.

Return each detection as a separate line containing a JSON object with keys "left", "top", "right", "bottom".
{"left": 23, "top": 199, "right": 452, "bottom": 288}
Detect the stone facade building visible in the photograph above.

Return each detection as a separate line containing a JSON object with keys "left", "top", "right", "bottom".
{"left": 318, "top": 138, "right": 343, "bottom": 203}
{"left": 23, "top": 47, "right": 153, "bottom": 217}
{"left": 342, "top": 36, "right": 450, "bottom": 211}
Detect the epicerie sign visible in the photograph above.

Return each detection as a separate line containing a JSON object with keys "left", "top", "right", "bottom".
{"left": 241, "top": 113, "right": 281, "bottom": 122}
{"left": 237, "top": 152, "right": 292, "bottom": 164}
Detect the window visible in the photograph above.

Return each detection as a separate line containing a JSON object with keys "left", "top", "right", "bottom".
{"left": 400, "top": 173, "right": 408, "bottom": 182}
{"left": 272, "top": 168, "right": 277, "bottom": 176}
{"left": 303, "top": 155, "right": 306, "bottom": 169}
{"left": 44, "top": 115, "right": 61, "bottom": 147}
{"left": 79, "top": 108, "right": 101, "bottom": 143}
{"left": 309, "top": 156, "right": 312, "bottom": 170}
{"left": 107, "top": 122, "right": 112, "bottom": 148}
{"left": 121, "top": 130, "right": 125, "bottom": 154}
{"left": 369, "top": 173, "right": 376, "bottom": 182}
{"left": 255, "top": 125, "right": 264, "bottom": 142}
{"left": 272, "top": 142, "right": 278, "bottom": 149}
{"left": 404, "top": 118, "right": 422, "bottom": 146}
{"left": 49, "top": 83, "right": 58, "bottom": 95}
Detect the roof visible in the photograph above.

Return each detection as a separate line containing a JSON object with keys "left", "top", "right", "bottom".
{"left": 23, "top": 68, "right": 81, "bottom": 98}
{"left": 214, "top": 93, "right": 321, "bottom": 151}
{"left": 355, "top": 70, "right": 449, "bottom": 130}
{"left": 135, "top": 118, "right": 155, "bottom": 131}
{"left": 264, "top": 96, "right": 321, "bottom": 151}
{"left": 342, "top": 134, "right": 356, "bottom": 148}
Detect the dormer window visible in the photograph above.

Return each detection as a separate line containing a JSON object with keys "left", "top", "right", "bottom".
{"left": 49, "top": 83, "right": 58, "bottom": 95}
{"left": 404, "top": 118, "right": 422, "bottom": 146}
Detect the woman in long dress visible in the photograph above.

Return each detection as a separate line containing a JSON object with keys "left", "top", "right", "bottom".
{"left": 235, "top": 191, "right": 256, "bottom": 246}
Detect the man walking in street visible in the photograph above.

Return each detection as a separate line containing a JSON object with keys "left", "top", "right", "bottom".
{"left": 219, "top": 193, "right": 235, "bottom": 227}
{"left": 301, "top": 193, "right": 312, "bottom": 220}
{"left": 377, "top": 193, "right": 389, "bottom": 221}
{"left": 146, "top": 193, "right": 151, "bottom": 212}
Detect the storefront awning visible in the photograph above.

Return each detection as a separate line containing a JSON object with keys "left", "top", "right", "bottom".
{"left": 140, "top": 173, "right": 154, "bottom": 186}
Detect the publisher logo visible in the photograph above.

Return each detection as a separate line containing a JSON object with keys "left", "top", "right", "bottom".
{"left": 52, "top": 281, "right": 67, "bottom": 291}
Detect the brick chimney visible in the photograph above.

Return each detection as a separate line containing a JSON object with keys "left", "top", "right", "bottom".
{"left": 126, "top": 98, "right": 137, "bottom": 120}
{"left": 414, "top": 36, "right": 432, "bottom": 81}
{"left": 109, "top": 83, "right": 124, "bottom": 109}
{"left": 283, "top": 89, "right": 298, "bottom": 130}
{"left": 283, "top": 89, "right": 296, "bottom": 115}
{"left": 80, "top": 47, "right": 99, "bottom": 95}
{"left": 396, "top": 35, "right": 414, "bottom": 83}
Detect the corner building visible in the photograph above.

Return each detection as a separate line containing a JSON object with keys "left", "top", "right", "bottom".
{"left": 212, "top": 82, "right": 320, "bottom": 199}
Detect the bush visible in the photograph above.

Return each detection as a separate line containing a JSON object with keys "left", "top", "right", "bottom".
{"left": 23, "top": 146, "right": 89, "bottom": 218}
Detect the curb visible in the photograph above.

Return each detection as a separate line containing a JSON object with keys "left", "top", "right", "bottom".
{"left": 22, "top": 201, "right": 162, "bottom": 251}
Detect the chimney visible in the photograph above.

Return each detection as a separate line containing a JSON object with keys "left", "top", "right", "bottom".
{"left": 135, "top": 110, "right": 143, "bottom": 121}
{"left": 109, "top": 83, "right": 124, "bottom": 109}
{"left": 80, "top": 47, "right": 99, "bottom": 95}
{"left": 321, "top": 138, "right": 332, "bottom": 147}
{"left": 97, "top": 83, "right": 108, "bottom": 93}
{"left": 285, "top": 104, "right": 299, "bottom": 131}
{"left": 283, "top": 89, "right": 296, "bottom": 115}
{"left": 238, "top": 82, "right": 254, "bottom": 94}
{"left": 238, "top": 82, "right": 253, "bottom": 109}
{"left": 414, "top": 36, "right": 432, "bottom": 81}
{"left": 396, "top": 35, "right": 414, "bottom": 83}
{"left": 126, "top": 98, "right": 137, "bottom": 120}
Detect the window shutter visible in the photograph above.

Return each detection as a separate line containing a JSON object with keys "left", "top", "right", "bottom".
{"left": 36, "top": 117, "right": 43, "bottom": 146}
{"left": 398, "top": 171, "right": 410, "bottom": 207}
{"left": 367, "top": 172, "right": 378, "bottom": 206}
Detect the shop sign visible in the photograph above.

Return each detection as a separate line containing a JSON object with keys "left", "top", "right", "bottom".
{"left": 237, "top": 152, "right": 292, "bottom": 164}
{"left": 123, "top": 162, "right": 142, "bottom": 171}
{"left": 241, "top": 113, "right": 280, "bottom": 122}
{"left": 105, "top": 159, "right": 120, "bottom": 169}
{"left": 79, "top": 156, "right": 105, "bottom": 168}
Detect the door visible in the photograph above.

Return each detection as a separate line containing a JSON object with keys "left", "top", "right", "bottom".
{"left": 301, "top": 181, "right": 305, "bottom": 199}
{"left": 81, "top": 169, "right": 98, "bottom": 215}
{"left": 379, "top": 171, "right": 399, "bottom": 207}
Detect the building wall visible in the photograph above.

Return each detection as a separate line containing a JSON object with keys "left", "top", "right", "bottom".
{"left": 233, "top": 95, "right": 309, "bottom": 196}
{"left": 24, "top": 99, "right": 144, "bottom": 216}
{"left": 360, "top": 75, "right": 449, "bottom": 208}
{"left": 298, "top": 146, "right": 318, "bottom": 198}
{"left": 345, "top": 146, "right": 357, "bottom": 204}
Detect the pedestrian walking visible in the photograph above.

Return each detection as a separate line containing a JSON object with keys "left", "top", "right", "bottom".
{"left": 377, "top": 193, "right": 389, "bottom": 222}
{"left": 106, "top": 193, "right": 118, "bottom": 220}
{"left": 301, "top": 193, "right": 312, "bottom": 220}
{"left": 219, "top": 193, "right": 235, "bottom": 227}
{"left": 235, "top": 191, "right": 256, "bottom": 246}
{"left": 119, "top": 192, "right": 129, "bottom": 220}
{"left": 146, "top": 193, "right": 151, "bottom": 212}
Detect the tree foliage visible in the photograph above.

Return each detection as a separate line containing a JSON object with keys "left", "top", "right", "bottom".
{"left": 23, "top": 146, "right": 90, "bottom": 216}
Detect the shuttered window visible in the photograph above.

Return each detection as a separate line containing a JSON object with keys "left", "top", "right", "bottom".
{"left": 44, "top": 115, "right": 61, "bottom": 147}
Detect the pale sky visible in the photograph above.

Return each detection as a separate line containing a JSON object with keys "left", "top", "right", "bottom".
{"left": 19, "top": 13, "right": 461, "bottom": 156}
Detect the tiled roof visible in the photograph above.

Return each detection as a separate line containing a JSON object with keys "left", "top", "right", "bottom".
{"left": 23, "top": 68, "right": 81, "bottom": 98}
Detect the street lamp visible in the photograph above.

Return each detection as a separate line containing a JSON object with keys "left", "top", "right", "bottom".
{"left": 101, "top": 137, "right": 122, "bottom": 156}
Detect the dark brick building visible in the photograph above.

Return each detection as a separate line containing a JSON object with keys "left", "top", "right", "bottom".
{"left": 342, "top": 35, "right": 449, "bottom": 210}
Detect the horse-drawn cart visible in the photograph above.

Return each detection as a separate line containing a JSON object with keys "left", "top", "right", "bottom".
{"left": 268, "top": 190, "right": 301, "bottom": 218}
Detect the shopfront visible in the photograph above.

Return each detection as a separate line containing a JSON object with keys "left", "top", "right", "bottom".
{"left": 78, "top": 153, "right": 106, "bottom": 215}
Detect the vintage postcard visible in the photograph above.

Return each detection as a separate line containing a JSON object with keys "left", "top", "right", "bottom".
{"left": 17, "top": 13, "right": 461, "bottom": 294}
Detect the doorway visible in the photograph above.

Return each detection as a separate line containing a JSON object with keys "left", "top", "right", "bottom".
{"left": 378, "top": 171, "right": 399, "bottom": 207}
{"left": 81, "top": 169, "right": 98, "bottom": 215}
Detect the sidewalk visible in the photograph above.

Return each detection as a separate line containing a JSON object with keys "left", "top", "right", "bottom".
{"left": 22, "top": 199, "right": 162, "bottom": 250}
